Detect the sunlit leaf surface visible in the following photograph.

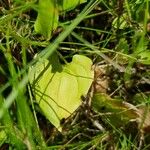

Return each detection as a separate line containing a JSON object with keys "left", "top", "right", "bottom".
{"left": 59, "top": 0, "right": 87, "bottom": 11}
{"left": 34, "top": 0, "right": 59, "bottom": 39}
{"left": 34, "top": 0, "right": 87, "bottom": 39}
{"left": 29, "top": 54, "right": 93, "bottom": 131}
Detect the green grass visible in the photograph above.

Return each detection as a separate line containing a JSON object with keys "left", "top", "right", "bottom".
{"left": 0, "top": 0, "right": 150, "bottom": 149}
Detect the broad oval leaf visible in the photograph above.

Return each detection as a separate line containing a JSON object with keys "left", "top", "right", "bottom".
{"left": 34, "top": 0, "right": 59, "bottom": 39}
{"left": 29, "top": 55, "right": 94, "bottom": 131}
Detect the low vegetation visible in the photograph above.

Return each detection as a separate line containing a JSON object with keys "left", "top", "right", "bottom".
{"left": 0, "top": 0, "right": 150, "bottom": 149}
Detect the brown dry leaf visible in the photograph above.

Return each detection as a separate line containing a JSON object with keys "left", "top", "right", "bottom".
{"left": 92, "top": 64, "right": 109, "bottom": 93}
{"left": 138, "top": 106, "right": 150, "bottom": 133}
{"left": 92, "top": 93, "right": 150, "bottom": 133}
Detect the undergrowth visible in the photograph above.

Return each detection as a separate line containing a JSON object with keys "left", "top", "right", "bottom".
{"left": 0, "top": 0, "right": 150, "bottom": 149}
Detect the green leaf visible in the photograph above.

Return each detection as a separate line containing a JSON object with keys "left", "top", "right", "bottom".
{"left": 29, "top": 54, "right": 93, "bottom": 131}
{"left": 137, "top": 51, "right": 150, "bottom": 65}
{"left": 0, "top": 130, "right": 7, "bottom": 147}
{"left": 115, "top": 38, "right": 129, "bottom": 53}
{"left": 34, "top": 0, "right": 59, "bottom": 39}
{"left": 92, "top": 93, "right": 141, "bottom": 127}
{"left": 112, "top": 14, "right": 128, "bottom": 29}
{"left": 34, "top": 0, "right": 87, "bottom": 39}
{"left": 59, "top": 0, "right": 87, "bottom": 12}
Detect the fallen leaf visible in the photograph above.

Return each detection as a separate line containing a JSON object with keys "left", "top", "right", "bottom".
{"left": 92, "top": 93, "right": 150, "bottom": 133}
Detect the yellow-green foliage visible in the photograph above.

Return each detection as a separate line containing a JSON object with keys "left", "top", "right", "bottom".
{"left": 34, "top": 0, "right": 87, "bottom": 39}
{"left": 29, "top": 54, "right": 93, "bottom": 131}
